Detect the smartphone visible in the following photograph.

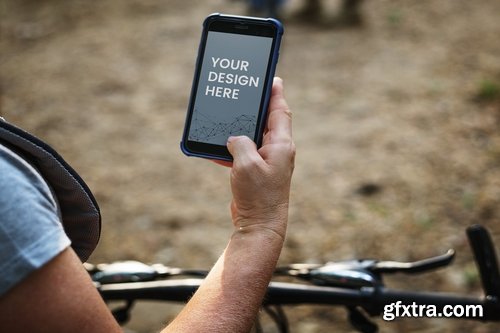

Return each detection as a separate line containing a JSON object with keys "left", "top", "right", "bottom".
{"left": 181, "top": 13, "right": 284, "bottom": 161}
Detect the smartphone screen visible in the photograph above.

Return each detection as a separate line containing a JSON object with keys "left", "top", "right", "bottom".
{"left": 182, "top": 15, "right": 283, "bottom": 161}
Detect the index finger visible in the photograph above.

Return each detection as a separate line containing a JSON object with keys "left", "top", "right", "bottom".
{"left": 264, "top": 77, "right": 292, "bottom": 144}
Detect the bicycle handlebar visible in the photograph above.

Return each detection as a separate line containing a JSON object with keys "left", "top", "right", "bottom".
{"left": 90, "top": 224, "right": 500, "bottom": 331}
{"left": 96, "top": 278, "right": 500, "bottom": 321}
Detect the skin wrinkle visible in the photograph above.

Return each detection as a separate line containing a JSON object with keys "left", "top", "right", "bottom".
{"left": 235, "top": 222, "right": 287, "bottom": 243}
{"left": 232, "top": 201, "right": 290, "bottom": 223}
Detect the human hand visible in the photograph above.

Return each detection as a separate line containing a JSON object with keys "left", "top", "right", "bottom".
{"left": 219, "top": 77, "right": 295, "bottom": 238}
{"left": 165, "top": 78, "right": 294, "bottom": 332}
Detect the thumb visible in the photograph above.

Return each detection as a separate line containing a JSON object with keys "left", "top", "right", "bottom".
{"left": 227, "top": 136, "right": 261, "bottom": 165}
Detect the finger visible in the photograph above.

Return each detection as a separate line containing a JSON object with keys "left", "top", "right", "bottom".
{"left": 227, "top": 136, "right": 262, "bottom": 166}
{"left": 211, "top": 159, "right": 233, "bottom": 168}
{"left": 265, "top": 77, "right": 292, "bottom": 143}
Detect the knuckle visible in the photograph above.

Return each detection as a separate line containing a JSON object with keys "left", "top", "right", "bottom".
{"left": 232, "top": 135, "right": 251, "bottom": 145}
{"left": 290, "top": 143, "right": 296, "bottom": 164}
{"left": 289, "top": 141, "right": 296, "bottom": 156}
{"left": 288, "top": 142, "right": 296, "bottom": 171}
{"left": 237, "top": 155, "right": 263, "bottom": 174}
{"left": 271, "top": 141, "right": 296, "bottom": 172}
{"left": 281, "top": 141, "right": 296, "bottom": 158}
{"left": 274, "top": 106, "right": 292, "bottom": 119}
{"left": 282, "top": 107, "right": 292, "bottom": 118}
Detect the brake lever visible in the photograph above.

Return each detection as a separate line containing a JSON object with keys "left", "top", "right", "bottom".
{"left": 88, "top": 261, "right": 208, "bottom": 284}
{"left": 309, "top": 260, "right": 380, "bottom": 288}
{"left": 372, "top": 249, "right": 455, "bottom": 274}
{"left": 279, "top": 250, "right": 456, "bottom": 288}
{"left": 90, "top": 261, "right": 166, "bottom": 283}
{"left": 277, "top": 260, "right": 380, "bottom": 288}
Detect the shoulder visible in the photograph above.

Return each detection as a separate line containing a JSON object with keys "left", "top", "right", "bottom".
{"left": 0, "top": 143, "right": 62, "bottom": 222}
{"left": 0, "top": 143, "right": 71, "bottom": 296}
{"left": 1, "top": 144, "right": 57, "bottom": 206}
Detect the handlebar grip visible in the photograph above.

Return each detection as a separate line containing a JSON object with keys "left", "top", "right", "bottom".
{"left": 466, "top": 224, "right": 500, "bottom": 298}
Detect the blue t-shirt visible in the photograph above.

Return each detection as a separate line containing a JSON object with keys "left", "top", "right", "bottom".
{"left": 0, "top": 144, "right": 71, "bottom": 296}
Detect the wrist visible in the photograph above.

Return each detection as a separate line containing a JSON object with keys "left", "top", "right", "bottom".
{"left": 232, "top": 199, "right": 289, "bottom": 221}
{"left": 232, "top": 204, "right": 289, "bottom": 241}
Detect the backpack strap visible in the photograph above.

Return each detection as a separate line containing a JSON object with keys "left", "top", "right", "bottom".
{"left": 0, "top": 119, "right": 101, "bottom": 262}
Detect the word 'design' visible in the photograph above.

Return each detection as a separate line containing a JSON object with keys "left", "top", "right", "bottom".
{"left": 205, "top": 57, "right": 260, "bottom": 100}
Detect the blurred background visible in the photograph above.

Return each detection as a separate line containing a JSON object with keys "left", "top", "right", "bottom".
{"left": 1, "top": 0, "right": 500, "bottom": 332}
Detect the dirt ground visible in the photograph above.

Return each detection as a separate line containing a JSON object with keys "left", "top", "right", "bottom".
{"left": 1, "top": 0, "right": 500, "bottom": 332}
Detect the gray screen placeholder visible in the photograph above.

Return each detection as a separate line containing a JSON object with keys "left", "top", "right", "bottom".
{"left": 188, "top": 31, "right": 273, "bottom": 145}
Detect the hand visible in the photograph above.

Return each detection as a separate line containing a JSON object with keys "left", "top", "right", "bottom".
{"left": 166, "top": 78, "right": 295, "bottom": 332}
{"left": 217, "top": 77, "right": 295, "bottom": 237}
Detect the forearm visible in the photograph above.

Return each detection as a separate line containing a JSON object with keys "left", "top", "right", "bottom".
{"left": 164, "top": 78, "right": 294, "bottom": 332}
{"left": 163, "top": 211, "right": 287, "bottom": 333}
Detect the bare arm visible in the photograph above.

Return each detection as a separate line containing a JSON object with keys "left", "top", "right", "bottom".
{"left": 0, "top": 78, "right": 294, "bottom": 333}
{"left": 164, "top": 77, "right": 295, "bottom": 332}
{"left": 0, "top": 247, "right": 122, "bottom": 333}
